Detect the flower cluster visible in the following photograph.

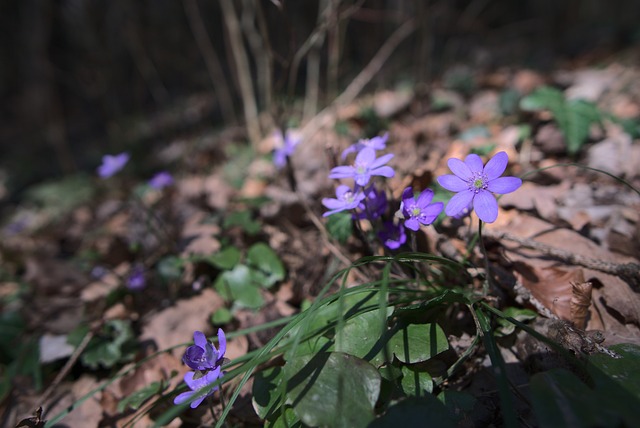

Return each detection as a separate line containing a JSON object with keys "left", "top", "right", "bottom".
{"left": 97, "top": 152, "right": 129, "bottom": 178}
{"left": 174, "top": 329, "right": 227, "bottom": 409}
{"left": 323, "top": 132, "right": 523, "bottom": 249}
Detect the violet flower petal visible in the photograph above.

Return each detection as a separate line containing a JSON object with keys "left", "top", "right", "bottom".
{"left": 464, "top": 154, "right": 484, "bottom": 173}
{"left": 445, "top": 190, "right": 474, "bottom": 216}
{"left": 216, "top": 328, "right": 226, "bottom": 361}
{"left": 483, "top": 151, "right": 509, "bottom": 180}
{"left": 473, "top": 190, "right": 499, "bottom": 223}
{"left": 447, "top": 158, "right": 473, "bottom": 180}
{"left": 437, "top": 175, "right": 468, "bottom": 192}
{"left": 486, "top": 176, "right": 522, "bottom": 194}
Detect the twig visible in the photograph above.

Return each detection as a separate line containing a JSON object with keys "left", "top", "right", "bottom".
{"left": 300, "top": 18, "right": 416, "bottom": 140}
{"left": 219, "top": 0, "right": 262, "bottom": 146}
{"left": 240, "top": 0, "right": 273, "bottom": 114}
{"left": 183, "top": 0, "right": 236, "bottom": 124}
{"left": 484, "top": 229, "right": 640, "bottom": 288}
{"left": 39, "top": 328, "right": 96, "bottom": 409}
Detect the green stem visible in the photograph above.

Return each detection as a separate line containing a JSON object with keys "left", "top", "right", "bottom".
{"left": 477, "top": 219, "right": 491, "bottom": 296}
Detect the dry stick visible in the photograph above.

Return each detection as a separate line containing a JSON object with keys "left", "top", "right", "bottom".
{"left": 300, "top": 18, "right": 416, "bottom": 141}
{"left": 326, "top": 0, "right": 341, "bottom": 99}
{"left": 124, "top": 19, "right": 168, "bottom": 104}
{"left": 183, "top": 0, "right": 236, "bottom": 124}
{"left": 484, "top": 229, "right": 640, "bottom": 288}
{"left": 302, "top": 0, "right": 327, "bottom": 122}
{"left": 219, "top": 0, "right": 262, "bottom": 146}
{"left": 240, "top": 0, "right": 272, "bottom": 115}
{"left": 39, "top": 329, "right": 95, "bottom": 409}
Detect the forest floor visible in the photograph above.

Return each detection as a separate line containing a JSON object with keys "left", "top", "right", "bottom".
{"left": 2, "top": 50, "right": 640, "bottom": 427}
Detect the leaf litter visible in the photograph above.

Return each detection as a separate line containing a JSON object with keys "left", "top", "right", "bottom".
{"left": 2, "top": 58, "right": 640, "bottom": 427}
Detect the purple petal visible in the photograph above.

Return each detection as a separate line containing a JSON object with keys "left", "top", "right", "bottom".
{"left": 190, "top": 396, "right": 206, "bottom": 409}
{"left": 416, "top": 189, "right": 434, "bottom": 208}
{"left": 216, "top": 328, "right": 226, "bottom": 359}
{"left": 322, "top": 198, "right": 343, "bottom": 209}
{"left": 464, "top": 154, "right": 484, "bottom": 173}
{"left": 419, "top": 202, "right": 444, "bottom": 224}
{"left": 341, "top": 145, "right": 358, "bottom": 160}
{"left": 401, "top": 187, "right": 414, "bottom": 204}
{"left": 483, "top": 151, "right": 508, "bottom": 180}
{"left": 328, "top": 166, "right": 355, "bottom": 179}
{"left": 335, "top": 185, "right": 352, "bottom": 198}
{"left": 355, "top": 147, "right": 376, "bottom": 166}
{"left": 404, "top": 217, "right": 419, "bottom": 231}
{"left": 437, "top": 175, "right": 468, "bottom": 192}
{"left": 354, "top": 172, "right": 372, "bottom": 186}
{"left": 445, "top": 190, "right": 474, "bottom": 216}
{"left": 371, "top": 166, "right": 395, "bottom": 178}
{"left": 370, "top": 153, "right": 394, "bottom": 169}
{"left": 173, "top": 390, "right": 194, "bottom": 405}
{"left": 486, "top": 176, "right": 522, "bottom": 194}
{"left": 473, "top": 190, "right": 499, "bottom": 223}
{"left": 193, "top": 331, "right": 207, "bottom": 349}
{"left": 447, "top": 158, "right": 473, "bottom": 180}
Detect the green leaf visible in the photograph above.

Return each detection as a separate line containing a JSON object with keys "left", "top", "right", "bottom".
{"left": 253, "top": 366, "right": 285, "bottom": 421}
{"left": 335, "top": 308, "right": 393, "bottom": 366}
{"left": 117, "top": 381, "right": 164, "bottom": 412}
{"left": 211, "top": 307, "right": 233, "bottom": 325}
{"left": 223, "top": 211, "right": 261, "bottom": 235}
{"left": 202, "top": 246, "right": 241, "bottom": 270}
{"left": 265, "top": 406, "right": 302, "bottom": 428}
{"left": 326, "top": 211, "right": 353, "bottom": 243}
{"left": 247, "top": 243, "right": 285, "bottom": 288}
{"left": 79, "top": 320, "right": 135, "bottom": 369}
{"left": 216, "top": 265, "right": 264, "bottom": 309}
{"left": 156, "top": 256, "right": 184, "bottom": 281}
{"left": 284, "top": 352, "right": 381, "bottom": 428}
{"left": 495, "top": 307, "right": 537, "bottom": 337}
{"left": 369, "top": 396, "right": 456, "bottom": 428}
{"left": 588, "top": 343, "right": 640, "bottom": 400}
{"left": 388, "top": 323, "right": 449, "bottom": 364}
{"left": 400, "top": 365, "right": 433, "bottom": 396}
{"left": 520, "top": 86, "right": 601, "bottom": 155}
{"left": 531, "top": 368, "right": 638, "bottom": 428}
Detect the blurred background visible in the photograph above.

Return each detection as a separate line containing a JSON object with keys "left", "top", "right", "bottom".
{"left": 1, "top": 0, "right": 640, "bottom": 201}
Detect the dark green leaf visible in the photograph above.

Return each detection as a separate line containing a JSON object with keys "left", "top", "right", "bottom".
{"left": 437, "top": 390, "right": 476, "bottom": 422}
{"left": 388, "top": 323, "right": 449, "bottom": 364}
{"left": 202, "top": 246, "right": 241, "bottom": 270}
{"left": 252, "top": 366, "right": 285, "bottom": 421}
{"left": 156, "top": 256, "right": 184, "bottom": 281}
{"left": 117, "top": 381, "right": 164, "bottom": 412}
{"left": 211, "top": 307, "right": 233, "bottom": 325}
{"left": 223, "top": 211, "right": 261, "bottom": 235}
{"left": 247, "top": 243, "right": 285, "bottom": 288}
{"left": 369, "top": 396, "right": 456, "bottom": 428}
{"left": 217, "top": 265, "right": 264, "bottom": 309}
{"left": 588, "top": 343, "right": 640, "bottom": 400}
{"left": 284, "top": 352, "right": 380, "bottom": 428}
{"left": 326, "top": 211, "right": 353, "bottom": 244}
{"left": 400, "top": 365, "right": 433, "bottom": 396}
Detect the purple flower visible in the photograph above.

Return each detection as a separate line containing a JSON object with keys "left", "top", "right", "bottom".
{"left": 173, "top": 368, "right": 222, "bottom": 409}
{"left": 437, "top": 151, "right": 522, "bottom": 223}
{"left": 148, "top": 171, "right": 174, "bottom": 189}
{"left": 183, "top": 329, "right": 227, "bottom": 371}
{"left": 322, "top": 185, "right": 366, "bottom": 217}
{"left": 378, "top": 221, "right": 406, "bottom": 250}
{"left": 97, "top": 152, "right": 129, "bottom": 178}
{"left": 401, "top": 187, "right": 444, "bottom": 231}
{"left": 273, "top": 130, "right": 302, "bottom": 169}
{"left": 127, "top": 264, "right": 146, "bottom": 291}
{"left": 329, "top": 147, "right": 395, "bottom": 187}
{"left": 341, "top": 133, "right": 389, "bottom": 159}
{"left": 354, "top": 186, "right": 388, "bottom": 220}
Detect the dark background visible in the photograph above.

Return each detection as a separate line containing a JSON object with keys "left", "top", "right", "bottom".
{"left": 1, "top": 0, "right": 639, "bottom": 198}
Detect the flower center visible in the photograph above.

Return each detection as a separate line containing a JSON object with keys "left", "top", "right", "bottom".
{"left": 355, "top": 163, "right": 367, "bottom": 175}
{"left": 411, "top": 205, "right": 421, "bottom": 217}
{"left": 342, "top": 191, "right": 354, "bottom": 202}
{"left": 469, "top": 172, "right": 488, "bottom": 193}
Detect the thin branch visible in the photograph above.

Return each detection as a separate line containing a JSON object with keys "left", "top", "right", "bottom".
{"left": 219, "top": 0, "right": 262, "bottom": 146}
{"left": 301, "top": 18, "right": 416, "bottom": 140}
{"left": 183, "top": 0, "right": 236, "bottom": 124}
{"left": 485, "top": 229, "right": 640, "bottom": 288}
